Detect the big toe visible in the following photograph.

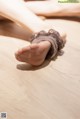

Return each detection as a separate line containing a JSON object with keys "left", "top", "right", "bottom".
{"left": 15, "top": 44, "right": 39, "bottom": 62}
{"left": 15, "top": 45, "right": 31, "bottom": 62}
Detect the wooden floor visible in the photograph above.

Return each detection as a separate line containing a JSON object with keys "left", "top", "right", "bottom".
{"left": 0, "top": 18, "right": 80, "bottom": 119}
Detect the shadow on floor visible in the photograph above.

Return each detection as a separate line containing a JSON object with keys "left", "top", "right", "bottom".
{"left": 16, "top": 50, "right": 64, "bottom": 71}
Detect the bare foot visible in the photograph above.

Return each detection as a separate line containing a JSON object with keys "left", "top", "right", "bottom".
{"left": 15, "top": 41, "right": 51, "bottom": 66}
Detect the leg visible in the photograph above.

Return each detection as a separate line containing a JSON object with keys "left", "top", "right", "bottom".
{"left": 0, "top": 0, "right": 47, "bottom": 33}
{"left": 0, "top": 0, "right": 66, "bottom": 66}
{"left": 26, "top": 1, "right": 80, "bottom": 17}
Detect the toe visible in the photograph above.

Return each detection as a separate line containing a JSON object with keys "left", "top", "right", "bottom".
{"left": 30, "top": 43, "right": 39, "bottom": 52}
{"left": 15, "top": 45, "right": 31, "bottom": 62}
{"left": 21, "top": 46, "right": 31, "bottom": 52}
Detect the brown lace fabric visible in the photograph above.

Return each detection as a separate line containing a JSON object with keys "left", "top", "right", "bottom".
{"left": 30, "top": 29, "right": 65, "bottom": 59}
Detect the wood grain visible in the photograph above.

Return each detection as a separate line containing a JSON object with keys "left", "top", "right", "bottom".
{"left": 0, "top": 18, "right": 80, "bottom": 119}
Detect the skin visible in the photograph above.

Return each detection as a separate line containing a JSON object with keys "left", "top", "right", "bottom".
{"left": 0, "top": 0, "right": 67, "bottom": 66}
{"left": 15, "top": 41, "right": 51, "bottom": 66}
{"left": 26, "top": 1, "right": 80, "bottom": 17}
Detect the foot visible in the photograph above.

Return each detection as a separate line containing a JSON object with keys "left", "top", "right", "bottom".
{"left": 15, "top": 41, "right": 51, "bottom": 66}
